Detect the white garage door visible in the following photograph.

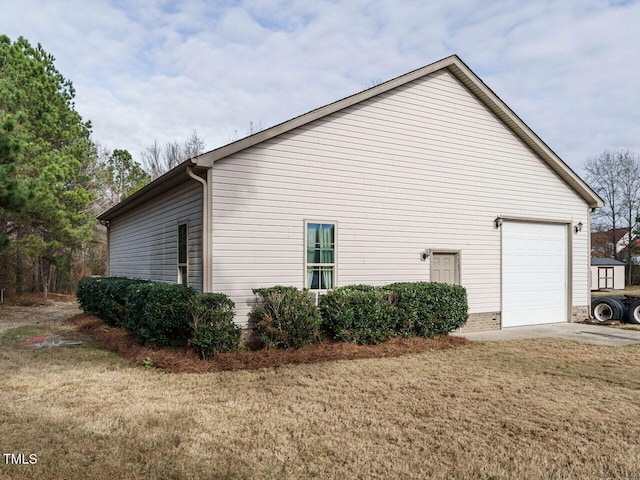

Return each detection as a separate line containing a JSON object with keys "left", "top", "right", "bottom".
{"left": 502, "top": 221, "right": 567, "bottom": 327}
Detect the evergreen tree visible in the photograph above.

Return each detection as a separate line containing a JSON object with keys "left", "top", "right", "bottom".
{"left": 0, "top": 119, "right": 27, "bottom": 214}
{"left": 106, "top": 149, "right": 150, "bottom": 203}
{"left": 0, "top": 35, "right": 95, "bottom": 295}
{"left": 0, "top": 119, "right": 29, "bottom": 249}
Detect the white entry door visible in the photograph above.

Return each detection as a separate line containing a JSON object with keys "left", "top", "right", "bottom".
{"left": 431, "top": 253, "right": 459, "bottom": 285}
{"left": 502, "top": 222, "right": 567, "bottom": 327}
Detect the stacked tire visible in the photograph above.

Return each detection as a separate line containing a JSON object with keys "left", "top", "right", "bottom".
{"left": 591, "top": 297, "right": 640, "bottom": 324}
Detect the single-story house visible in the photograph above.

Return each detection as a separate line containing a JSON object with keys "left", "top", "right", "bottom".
{"left": 591, "top": 227, "right": 638, "bottom": 260}
{"left": 616, "top": 237, "right": 640, "bottom": 265}
{"left": 98, "top": 55, "right": 604, "bottom": 332}
{"left": 590, "top": 257, "right": 625, "bottom": 291}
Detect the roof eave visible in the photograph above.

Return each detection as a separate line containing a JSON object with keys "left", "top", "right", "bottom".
{"left": 97, "top": 160, "right": 203, "bottom": 222}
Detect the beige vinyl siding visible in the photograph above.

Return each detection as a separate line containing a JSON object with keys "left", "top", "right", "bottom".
{"left": 109, "top": 181, "right": 203, "bottom": 291}
{"left": 210, "top": 70, "right": 590, "bottom": 326}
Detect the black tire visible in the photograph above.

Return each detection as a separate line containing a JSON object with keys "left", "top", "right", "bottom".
{"left": 626, "top": 299, "right": 640, "bottom": 324}
{"left": 591, "top": 298, "right": 625, "bottom": 322}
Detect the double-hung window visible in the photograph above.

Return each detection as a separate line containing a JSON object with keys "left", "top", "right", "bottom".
{"left": 305, "top": 221, "right": 336, "bottom": 290}
{"left": 177, "top": 223, "right": 188, "bottom": 285}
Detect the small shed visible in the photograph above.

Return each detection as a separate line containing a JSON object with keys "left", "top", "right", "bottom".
{"left": 591, "top": 258, "right": 625, "bottom": 291}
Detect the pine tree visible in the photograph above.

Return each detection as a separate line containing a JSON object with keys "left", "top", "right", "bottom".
{"left": 0, "top": 35, "right": 96, "bottom": 295}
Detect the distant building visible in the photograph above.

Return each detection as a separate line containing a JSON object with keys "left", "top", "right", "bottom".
{"left": 591, "top": 257, "right": 625, "bottom": 290}
{"left": 591, "top": 228, "right": 640, "bottom": 264}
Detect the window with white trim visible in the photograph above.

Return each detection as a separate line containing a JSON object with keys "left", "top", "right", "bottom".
{"left": 305, "top": 222, "right": 336, "bottom": 290}
{"left": 177, "top": 223, "right": 188, "bottom": 285}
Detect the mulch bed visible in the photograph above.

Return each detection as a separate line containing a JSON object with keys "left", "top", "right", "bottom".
{"left": 70, "top": 314, "right": 470, "bottom": 374}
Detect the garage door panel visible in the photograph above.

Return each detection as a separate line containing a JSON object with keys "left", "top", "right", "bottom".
{"left": 502, "top": 222, "right": 567, "bottom": 327}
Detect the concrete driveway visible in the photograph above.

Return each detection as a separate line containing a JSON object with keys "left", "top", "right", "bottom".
{"left": 455, "top": 323, "right": 640, "bottom": 346}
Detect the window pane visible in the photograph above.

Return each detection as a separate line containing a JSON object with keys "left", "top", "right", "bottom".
{"left": 320, "top": 267, "right": 333, "bottom": 289}
{"left": 321, "top": 224, "right": 334, "bottom": 244}
{"left": 306, "top": 223, "right": 334, "bottom": 263}
{"left": 178, "top": 224, "right": 187, "bottom": 264}
{"left": 307, "top": 248, "right": 320, "bottom": 263}
{"left": 307, "top": 223, "right": 320, "bottom": 245}
{"left": 319, "top": 224, "right": 334, "bottom": 263}
{"left": 307, "top": 267, "right": 320, "bottom": 289}
{"left": 178, "top": 266, "right": 187, "bottom": 285}
{"left": 320, "top": 249, "right": 334, "bottom": 263}
{"left": 306, "top": 266, "right": 333, "bottom": 290}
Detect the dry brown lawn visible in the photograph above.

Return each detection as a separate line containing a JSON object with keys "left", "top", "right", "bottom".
{"left": 1, "top": 304, "right": 640, "bottom": 479}
{"left": 592, "top": 285, "right": 640, "bottom": 297}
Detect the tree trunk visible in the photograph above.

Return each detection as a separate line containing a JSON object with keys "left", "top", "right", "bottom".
{"left": 612, "top": 219, "right": 618, "bottom": 260}
{"left": 39, "top": 258, "right": 53, "bottom": 299}
{"left": 15, "top": 229, "right": 23, "bottom": 295}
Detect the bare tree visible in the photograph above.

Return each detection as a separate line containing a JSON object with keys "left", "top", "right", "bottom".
{"left": 246, "top": 121, "right": 263, "bottom": 136}
{"left": 140, "top": 139, "right": 164, "bottom": 180}
{"left": 229, "top": 121, "right": 264, "bottom": 143}
{"left": 584, "top": 150, "right": 624, "bottom": 258}
{"left": 140, "top": 131, "right": 207, "bottom": 180}
{"left": 183, "top": 130, "right": 206, "bottom": 159}
{"left": 617, "top": 150, "right": 640, "bottom": 282}
{"left": 163, "top": 140, "right": 182, "bottom": 170}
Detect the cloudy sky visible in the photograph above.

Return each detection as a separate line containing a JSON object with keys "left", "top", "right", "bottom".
{"left": 1, "top": 0, "right": 638, "bottom": 172}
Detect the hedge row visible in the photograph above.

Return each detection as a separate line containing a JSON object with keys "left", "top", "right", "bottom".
{"left": 78, "top": 278, "right": 468, "bottom": 354}
{"left": 76, "top": 277, "right": 148, "bottom": 327}
{"left": 76, "top": 278, "right": 241, "bottom": 358}
{"left": 319, "top": 285, "right": 399, "bottom": 344}
{"left": 250, "top": 282, "right": 468, "bottom": 346}
{"left": 386, "top": 281, "right": 468, "bottom": 337}
{"left": 125, "top": 282, "right": 196, "bottom": 347}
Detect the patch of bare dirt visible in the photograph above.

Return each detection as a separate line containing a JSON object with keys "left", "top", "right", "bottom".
{"left": 0, "top": 293, "right": 81, "bottom": 333}
{"left": 71, "top": 314, "right": 469, "bottom": 373}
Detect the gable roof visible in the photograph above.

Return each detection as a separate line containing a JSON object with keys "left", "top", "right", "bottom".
{"left": 591, "top": 257, "right": 626, "bottom": 266}
{"left": 617, "top": 236, "right": 640, "bottom": 256}
{"left": 591, "top": 228, "right": 628, "bottom": 244}
{"left": 99, "top": 54, "right": 604, "bottom": 222}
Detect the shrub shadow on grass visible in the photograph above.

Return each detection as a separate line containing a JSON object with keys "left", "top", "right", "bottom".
{"left": 70, "top": 313, "right": 469, "bottom": 373}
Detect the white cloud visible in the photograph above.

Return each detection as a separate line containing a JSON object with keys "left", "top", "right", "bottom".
{"left": 1, "top": 0, "right": 639, "bottom": 172}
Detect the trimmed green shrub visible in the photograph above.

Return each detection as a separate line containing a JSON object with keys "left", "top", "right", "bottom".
{"left": 319, "top": 282, "right": 468, "bottom": 343}
{"left": 386, "top": 281, "right": 468, "bottom": 337}
{"left": 76, "top": 277, "right": 148, "bottom": 326}
{"left": 77, "top": 277, "right": 101, "bottom": 315}
{"left": 188, "top": 293, "right": 242, "bottom": 359}
{"left": 253, "top": 285, "right": 299, "bottom": 295}
{"left": 319, "top": 285, "right": 399, "bottom": 344}
{"left": 249, "top": 286, "right": 322, "bottom": 349}
{"left": 125, "top": 282, "right": 196, "bottom": 347}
